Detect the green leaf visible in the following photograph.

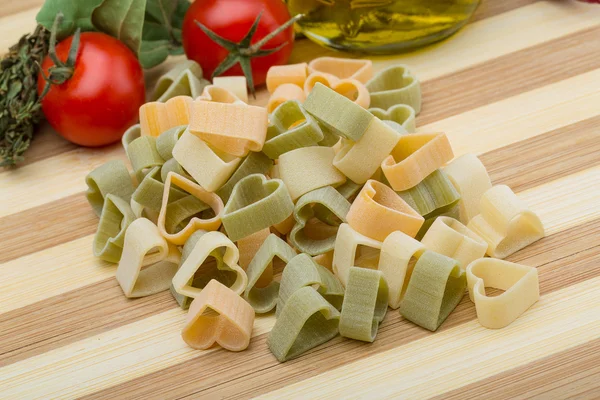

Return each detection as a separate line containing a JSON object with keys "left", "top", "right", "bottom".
{"left": 36, "top": 0, "right": 104, "bottom": 40}
{"left": 92, "top": 0, "right": 147, "bottom": 53}
{"left": 145, "top": 0, "right": 177, "bottom": 26}
{"left": 139, "top": 40, "right": 171, "bottom": 69}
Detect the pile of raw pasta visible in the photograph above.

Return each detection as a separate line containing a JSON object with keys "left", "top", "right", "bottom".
{"left": 86, "top": 57, "right": 546, "bottom": 362}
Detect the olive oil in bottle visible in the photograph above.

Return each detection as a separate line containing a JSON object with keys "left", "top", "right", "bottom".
{"left": 286, "top": 0, "right": 480, "bottom": 54}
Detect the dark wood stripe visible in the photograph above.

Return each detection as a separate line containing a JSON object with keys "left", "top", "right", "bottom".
{"left": 434, "top": 337, "right": 600, "bottom": 400}
{"left": 82, "top": 218, "right": 600, "bottom": 400}
{"left": 0, "top": 280, "right": 176, "bottom": 368}
{"left": 0, "top": 193, "right": 97, "bottom": 264}
{"left": 418, "top": 26, "right": 600, "bottom": 126}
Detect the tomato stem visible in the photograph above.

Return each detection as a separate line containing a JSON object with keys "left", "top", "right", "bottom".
{"left": 194, "top": 13, "right": 303, "bottom": 97}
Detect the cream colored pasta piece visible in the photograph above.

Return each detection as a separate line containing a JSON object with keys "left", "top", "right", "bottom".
{"left": 157, "top": 172, "right": 224, "bottom": 245}
{"left": 212, "top": 76, "right": 248, "bottom": 103}
{"left": 139, "top": 96, "right": 194, "bottom": 137}
{"left": 130, "top": 198, "right": 159, "bottom": 223}
{"left": 333, "top": 118, "right": 402, "bottom": 184}
{"left": 366, "top": 64, "right": 422, "bottom": 113}
{"left": 266, "top": 62, "right": 309, "bottom": 93}
{"left": 443, "top": 153, "right": 492, "bottom": 223}
{"left": 278, "top": 146, "right": 346, "bottom": 201}
{"left": 189, "top": 100, "right": 268, "bottom": 157}
{"left": 132, "top": 166, "right": 184, "bottom": 212}
{"left": 172, "top": 129, "right": 241, "bottom": 192}
{"left": 172, "top": 231, "right": 247, "bottom": 297}
{"left": 85, "top": 160, "right": 135, "bottom": 216}
{"left": 93, "top": 194, "right": 136, "bottom": 263}
{"left": 332, "top": 223, "right": 383, "bottom": 287}
{"left": 421, "top": 216, "right": 487, "bottom": 269}
{"left": 244, "top": 234, "right": 297, "bottom": 313}
{"left": 379, "top": 231, "right": 426, "bottom": 309}
{"left": 467, "top": 185, "right": 545, "bottom": 258}
{"left": 182, "top": 279, "right": 255, "bottom": 351}
{"left": 152, "top": 60, "right": 209, "bottom": 102}
{"left": 308, "top": 57, "right": 373, "bottom": 84}
{"left": 196, "top": 85, "right": 245, "bottom": 104}
{"left": 267, "top": 83, "right": 307, "bottom": 113}
{"left": 466, "top": 258, "right": 539, "bottom": 329}
{"left": 237, "top": 228, "right": 271, "bottom": 271}
{"left": 116, "top": 218, "right": 181, "bottom": 298}
{"left": 382, "top": 133, "right": 454, "bottom": 191}
{"left": 304, "top": 72, "right": 370, "bottom": 109}
{"left": 346, "top": 180, "right": 424, "bottom": 241}
{"left": 369, "top": 104, "right": 416, "bottom": 133}
{"left": 339, "top": 267, "right": 388, "bottom": 342}
{"left": 399, "top": 250, "right": 466, "bottom": 331}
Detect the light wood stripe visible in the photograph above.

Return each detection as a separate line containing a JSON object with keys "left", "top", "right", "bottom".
{"left": 0, "top": 8, "right": 37, "bottom": 53}
{"left": 434, "top": 337, "right": 600, "bottom": 399}
{"left": 258, "top": 277, "right": 600, "bottom": 399}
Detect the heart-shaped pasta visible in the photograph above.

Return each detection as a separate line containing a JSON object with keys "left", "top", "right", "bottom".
{"left": 304, "top": 72, "right": 370, "bottom": 109}
{"left": 369, "top": 104, "right": 416, "bottom": 133}
{"left": 308, "top": 57, "right": 373, "bottom": 84}
{"left": 152, "top": 60, "right": 209, "bottom": 102}
{"left": 366, "top": 64, "right": 422, "bottom": 113}
{"left": 93, "top": 194, "right": 136, "bottom": 263}
{"left": 139, "top": 96, "right": 194, "bottom": 137}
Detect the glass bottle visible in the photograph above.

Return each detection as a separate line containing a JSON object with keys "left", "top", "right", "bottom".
{"left": 286, "top": 0, "right": 481, "bottom": 54}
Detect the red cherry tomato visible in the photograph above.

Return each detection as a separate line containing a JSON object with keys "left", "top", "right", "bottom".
{"left": 182, "top": 0, "right": 294, "bottom": 87}
{"left": 38, "top": 32, "right": 145, "bottom": 147}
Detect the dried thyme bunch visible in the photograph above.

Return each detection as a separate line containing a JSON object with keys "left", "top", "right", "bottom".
{"left": 0, "top": 25, "right": 49, "bottom": 167}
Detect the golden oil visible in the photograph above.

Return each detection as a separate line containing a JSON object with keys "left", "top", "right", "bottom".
{"left": 286, "top": 0, "right": 480, "bottom": 54}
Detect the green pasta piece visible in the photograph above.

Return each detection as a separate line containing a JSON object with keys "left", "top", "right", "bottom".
{"left": 92, "top": 194, "right": 136, "bottom": 263}
{"left": 156, "top": 125, "right": 186, "bottom": 160}
{"left": 132, "top": 166, "right": 187, "bottom": 212}
{"left": 164, "top": 195, "right": 210, "bottom": 234}
{"left": 289, "top": 187, "right": 351, "bottom": 256}
{"left": 121, "top": 124, "right": 141, "bottom": 152}
{"left": 85, "top": 160, "right": 135, "bottom": 216}
{"left": 303, "top": 83, "right": 374, "bottom": 142}
{"left": 314, "top": 180, "right": 363, "bottom": 225}
{"left": 369, "top": 104, "right": 417, "bottom": 133}
{"left": 126, "top": 135, "right": 165, "bottom": 180}
{"left": 395, "top": 169, "right": 461, "bottom": 239}
{"left": 216, "top": 152, "right": 273, "bottom": 204}
{"left": 317, "top": 124, "right": 341, "bottom": 147}
{"left": 152, "top": 60, "right": 209, "bottom": 102}
{"left": 339, "top": 267, "right": 388, "bottom": 342}
{"left": 366, "top": 65, "right": 422, "bottom": 113}
{"left": 160, "top": 158, "right": 191, "bottom": 183}
{"left": 244, "top": 234, "right": 297, "bottom": 313}
{"left": 170, "top": 230, "right": 232, "bottom": 309}
{"left": 263, "top": 100, "right": 325, "bottom": 159}
{"left": 276, "top": 253, "right": 345, "bottom": 317}
{"left": 399, "top": 250, "right": 466, "bottom": 331}
{"left": 267, "top": 286, "right": 340, "bottom": 362}
{"left": 222, "top": 174, "right": 294, "bottom": 242}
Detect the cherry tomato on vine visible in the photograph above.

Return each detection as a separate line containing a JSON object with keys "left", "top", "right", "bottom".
{"left": 38, "top": 32, "right": 145, "bottom": 147}
{"left": 182, "top": 0, "right": 295, "bottom": 91}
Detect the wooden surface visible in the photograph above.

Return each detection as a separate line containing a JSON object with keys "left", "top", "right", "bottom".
{"left": 1, "top": 1, "right": 600, "bottom": 398}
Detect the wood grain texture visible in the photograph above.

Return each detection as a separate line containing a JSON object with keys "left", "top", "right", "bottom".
{"left": 1, "top": 0, "right": 600, "bottom": 398}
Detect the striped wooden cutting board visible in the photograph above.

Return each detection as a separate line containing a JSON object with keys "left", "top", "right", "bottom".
{"left": 1, "top": 1, "right": 600, "bottom": 398}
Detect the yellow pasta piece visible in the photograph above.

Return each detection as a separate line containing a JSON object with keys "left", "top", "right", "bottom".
{"left": 157, "top": 172, "right": 224, "bottom": 245}
{"left": 382, "top": 133, "right": 454, "bottom": 191}
{"left": 116, "top": 218, "right": 181, "bottom": 298}
{"left": 332, "top": 223, "right": 383, "bottom": 287}
{"left": 182, "top": 279, "right": 255, "bottom": 351}
{"left": 278, "top": 146, "right": 346, "bottom": 201}
{"left": 212, "top": 76, "right": 248, "bottom": 103}
{"left": 172, "top": 231, "right": 247, "bottom": 297}
{"left": 346, "top": 180, "right": 424, "bottom": 241}
{"left": 189, "top": 100, "right": 268, "bottom": 157}
{"left": 172, "top": 129, "right": 241, "bottom": 192}
{"left": 266, "top": 62, "right": 309, "bottom": 93}
{"left": 139, "top": 96, "right": 193, "bottom": 137}
{"left": 379, "top": 231, "right": 426, "bottom": 309}
{"left": 467, "top": 185, "right": 545, "bottom": 258}
{"left": 308, "top": 57, "right": 373, "bottom": 84}
{"left": 466, "top": 258, "right": 539, "bottom": 329}
{"left": 443, "top": 153, "right": 492, "bottom": 223}
{"left": 313, "top": 250, "right": 334, "bottom": 272}
{"left": 333, "top": 118, "right": 402, "bottom": 184}
{"left": 196, "top": 84, "right": 245, "bottom": 104}
{"left": 421, "top": 216, "right": 487, "bottom": 269}
{"left": 238, "top": 228, "right": 271, "bottom": 271}
{"left": 304, "top": 72, "right": 370, "bottom": 109}
{"left": 267, "top": 83, "right": 307, "bottom": 113}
